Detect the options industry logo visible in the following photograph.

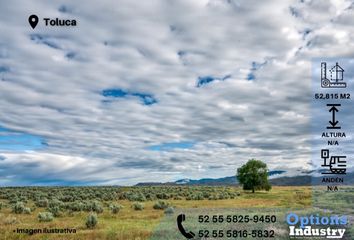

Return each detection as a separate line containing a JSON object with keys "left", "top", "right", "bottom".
{"left": 286, "top": 213, "right": 347, "bottom": 238}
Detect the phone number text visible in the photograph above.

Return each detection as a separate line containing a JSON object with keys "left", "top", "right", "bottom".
{"left": 198, "top": 229, "right": 275, "bottom": 238}
{"left": 198, "top": 215, "right": 277, "bottom": 223}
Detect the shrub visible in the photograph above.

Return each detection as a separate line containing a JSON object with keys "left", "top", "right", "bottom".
{"left": 24, "top": 207, "right": 31, "bottom": 214}
{"left": 82, "top": 201, "right": 104, "bottom": 213}
{"left": 156, "top": 193, "right": 169, "bottom": 199}
{"left": 12, "top": 202, "right": 25, "bottom": 214}
{"left": 47, "top": 206, "right": 61, "bottom": 217}
{"left": 135, "top": 193, "right": 147, "bottom": 202}
{"left": 66, "top": 201, "right": 84, "bottom": 212}
{"left": 38, "top": 212, "right": 54, "bottom": 222}
{"left": 91, "top": 201, "right": 104, "bottom": 214}
{"left": 132, "top": 202, "right": 144, "bottom": 211}
{"left": 202, "top": 192, "right": 210, "bottom": 198}
{"left": 4, "top": 216, "right": 18, "bottom": 225}
{"left": 153, "top": 201, "right": 169, "bottom": 210}
{"left": 208, "top": 196, "right": 218, "bottom": 200}
{"left": 35, "top": 198, "right": 49, "bottom": 208}
{"left": 86, "top": 213, "right": 98, "bottom": 229}
{"left": 192, "top": 193, "right": 204, "bottom": 200}
{"left": 145, "top": 193, "right": 157, "bottom": 201}
{"left": 9, "top": 197, "right": 20, "bottom": 204}
{"left": 164, "top": 207, "right": 175, "bottom": 214}
{"left": 8, "top": 195, "right": 28, "bottom": 204}
{"left": 0, "top": 202, "right": 3, "bottom": 211}
{"left": 49, "top": 199, "right": 64, "bottom": 209}
{"left": 218, "top": 194, "right": 226, "bottom": 200}
{"left": 68, "top": 210, "right": 74, "bottom": 217}
{"left": 109, "top": 203, "right": 123, "bottom": 214}
{"left": 126, "top": 192, "right": 146, "bottom": 202}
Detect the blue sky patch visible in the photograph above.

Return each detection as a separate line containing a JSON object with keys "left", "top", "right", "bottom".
{"left": 66, "top": 51, "right": 76, "bottom": 59}
{"left": 0, "top": 178, "right": 107, "bottom": 186}
{"left": 102, "top": 89, "right": 128, "bottom": 98}
{"left": 170, "top": 25, "right": 177, "bottom": 32}
{"left": 0, "top": 66, "right": 9, "bottom": 73}
{"left": 196, "top": 75, "right": 231, "bottom": 87}
{"left": 289, "top": 6, "right": 301, "bottom": 18}
{"left": 177, "top": 50, "right": 186, "bottom": 57}
{"left": 131, "top": 93, "right": 157, "bottom": 105}
{"left": 0, "top": 126, "right": 10, "bottom": 132}
{"left": 30, "top": 34, "right": 61, "bottom": 50}
{"left": 148, "top": 141, "right": 195, "bottom": 151}
{"left": 58, "top": 5, "right": 72, "bottom": 13}
{"left": 246, "top": 61, "right": 268, "bottom": 81}
{"left": 102, "top": 88, "right": 157, "bottom": 105}
{"left": 247, "top": 72, "right": 255, "bottom": 80}
{"left": 0, "top": 126, "right": 46, "bottom": 151}
{"left": 197, "top": 76, "right": 216, "bottom": 87}
{"left": 300, "top": 29, "right": 311, "bottom": 39}
{"left": 251, "top": 61, "right": 267, "bottom": 71}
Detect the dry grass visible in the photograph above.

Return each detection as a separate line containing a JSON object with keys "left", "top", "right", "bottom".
{"left": 0, "top": 186, "right": 311, "bottom": 240}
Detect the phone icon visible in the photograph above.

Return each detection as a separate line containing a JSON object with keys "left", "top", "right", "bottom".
{"left": 177, "top": 214, "right": 195, "bottom": 239}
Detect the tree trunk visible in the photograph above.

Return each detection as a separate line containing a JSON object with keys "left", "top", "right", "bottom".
{"left": 252, "top": 188, "right": 255, "bottom": 193}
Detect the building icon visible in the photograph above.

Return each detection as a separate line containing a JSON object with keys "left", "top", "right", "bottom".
{"left": 321, "top": 62, "right": 346, "bottom": 88}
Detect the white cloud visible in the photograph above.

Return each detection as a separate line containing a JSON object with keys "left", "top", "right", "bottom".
{"left": 0, "top": 0, "right": 353, "bottom": 185}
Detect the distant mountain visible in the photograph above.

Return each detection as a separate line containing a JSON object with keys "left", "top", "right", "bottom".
{"left": 135, "top": 171, "right": 354, "bottom": 186}
{"left": 173, "top": 170, "right": 287, "bottom": 186}
{"left": 270, "top": 175, "right": 311, "bottom": 186}
{"left": 135, "top": 177, "right": 236, "bottom": 186}
{"left": 175, "top": 179, "right": 190, "bottom": 184}
{"left": 136, "top": 170, "right": 291, "bottom": 186}
{"left": 268, "top": 170, "right": 287, "bottom": 176}
{"left": 175, "top": 176, "right": 236, "bottom": 186}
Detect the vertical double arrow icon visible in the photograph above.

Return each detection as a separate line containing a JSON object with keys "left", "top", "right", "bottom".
{"left": 327, "top": 104, "right": 341, "bottom": 129}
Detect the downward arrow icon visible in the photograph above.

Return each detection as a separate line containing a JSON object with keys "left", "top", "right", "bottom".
{"left": 329, "top": 120, "right": 338, "bottom": 126}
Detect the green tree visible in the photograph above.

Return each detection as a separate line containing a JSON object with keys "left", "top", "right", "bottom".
{"left": 236, "top": 159, "right": 271, "bottom": 193}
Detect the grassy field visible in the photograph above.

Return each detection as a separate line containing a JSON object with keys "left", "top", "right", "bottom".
{"left": 0, "top": 186, "right": 351, "bottom": 239}
{"left": 0, "top": 186, "right": 354, "bottom": 240}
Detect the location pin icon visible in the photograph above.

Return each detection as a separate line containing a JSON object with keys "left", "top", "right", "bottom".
{"left": 28, "top": 14, "right": 39, "bottom": 29}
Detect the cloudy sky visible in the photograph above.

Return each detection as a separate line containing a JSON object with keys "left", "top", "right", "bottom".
{"left": 0, "top": 0, "right": 354, "bottom": 186}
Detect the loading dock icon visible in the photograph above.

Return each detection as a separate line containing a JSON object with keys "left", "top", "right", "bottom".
{"left": 321, "top": 62, "right": 346, "bottom": 88}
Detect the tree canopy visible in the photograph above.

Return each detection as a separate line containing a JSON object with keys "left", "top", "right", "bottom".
{"left": 236, "top": 159, "right": 271, "bottom": 193}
